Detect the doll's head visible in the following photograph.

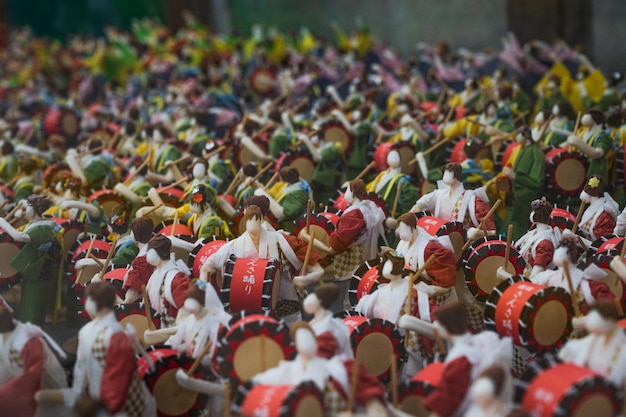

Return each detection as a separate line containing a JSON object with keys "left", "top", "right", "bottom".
{"left": 85, "top": 281, "right": 116, "bottom": 314}
{"left": 346, "top": 179, "right": 366, "bottom": 203}
{"left": 469, "top": 365, "right": 507, "bottom": 409}
{"left": 435, "top": 302, "right": 468, "bottom": 338}
{"left": 530, "top": 197, "right": 553, "bottom": 225}
{"left": 553, "top": 234, "right": 579, "bottom": 267}
{"left": 0, "top": 307, "right": 15, "bottom": 333}
{"left": 188, "top": 184, "right": 215, "bottom": 213}
{"left": 378, "top": 249, "right": 405, "bottom": 280}
{"left": 442, "top": 163, "right": 462, "bottom": 185}
{"left": 147, "top": 234, "right": 172, "bottom": 264}
{"left": 303, "top": 283, "right": 340, "bottom": 315}
{"left": 244, "top": 205, "right": 264, "bottom": 235}
{"left": 184, "top": 282, "right": 206, "bottom": 314}
{"left": 244, "top": 195, "right": 270, "bottom": 217}
{"left": 279, "top": 167, "right": 300, "bottom": 185}
{"left": 580, "top": 175, "right": 603, "bottom": 202}
{"left": 131, "top": 217, "right": 154, "bottom": 244}
{"left": 585, "top": 301, "right": 619, "bottom": 335}
{"left": 397, "top": 212, "right": 417, "bottom": 242}
{"left": 25, "top": 194, "right": 52, "bottom": 218}
{"left": 290, "top": 321, "right": 317, "bottom": 360}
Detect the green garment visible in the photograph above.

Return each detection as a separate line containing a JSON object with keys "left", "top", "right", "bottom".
{"left": 277, "top": 187, "right": 308, "bottom": 232}
{"left": 110, "top": 243, "right": 139, "bottom": 266}
{"left": 0, "top": 155, "right": 17, "bottom": 182}
{"left": 346, "top": 122, "right": 371, "bottom": 180}
{"left": 586, "top": 130, "right": 614, "bottom": 180}
{"left": 156, "top": 145, "right": 182, "bottom": 175}
{"left": 210, "top": 160, "right": 235, "bottom": 194}
{"left": 543, "top": 120, "right": 574, "bottom": 148}
{"left": 84, "top": 158, "right": 114, "bottom": 190}
{"left": 14, "top": 180, "right": 34, "bottom": 202}
{"left": 597, "top": 91, "right": 620, "bottom": 112}
{"left": 269, "top": 129, "right": 292, "bottom": 159}
{"left": 504, "top": 142, "right": 545, "bottom": 240}
{"left": 513, "top": 90, "right": 532, "bottom": 114}
{"left": 196, "top": 214, "right": 233, "bottom": 239}
{"left": 10, "top": 223, "right": 61, "bottom": 325}
{"left": 312, "top": 144, "right": 342, "bottom": 205}
{"left": 537, "top": 90, "right": 566, "bottom": 112}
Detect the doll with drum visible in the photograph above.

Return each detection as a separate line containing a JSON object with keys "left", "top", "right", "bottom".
{"left": 35, "top": 281, "right": 157, "bottom": 417}
{"left": 412, "top": 162, "right": 496, "bottom": 242}
{"left": 300, "top": 179, "right": 387, "bottom": 312}
{"left": 575, "top": 175, "right": 619, "bottom": 245}
{"left": 0, "top": 306, "right": 70, "bottom": 417}
{"left": 200, "top": 201, "right": 325, "bottom": 325}
{"left": 565, "top": 109, "right": 614, "bottom": 182}
{"left": 65, "top": 137, "right": 118, "bottom": 191}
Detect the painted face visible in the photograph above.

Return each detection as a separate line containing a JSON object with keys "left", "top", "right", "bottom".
{"left": 146, "top": 248, "right": 162, "bottom": 266}
{"left": 442, "top": 170, "right": 455, "bottom": 185}
{"left": 387, "top": 150, "right": 400, "bottom": 168}
{"left": 85, "top": 297, "right": 98, "bottom": 317}
{"left": 192, "top": 163, "right": 206, "bottom": 179}
{"left": 397, "top": 222, "right": 413, "bottom": 242}
{"left": 553, "top": 246, "right": 569, "bottom": 268}
{"left": 303, "top": 293, "right": 321, "bottom": 315}
{"left": 344, "top": 187, "right": 354, "bottom": 204}
{"left": 184, "top": 298, "right": 202, "bottom": 314}
{"left": 246, "top": 217, "right": 262, "bottom": 235}
{"left": 295, "top": 328, "right": 317, "bottom": 360}
{"left": 585, "top": 310, "right": 614, "bottom": 335}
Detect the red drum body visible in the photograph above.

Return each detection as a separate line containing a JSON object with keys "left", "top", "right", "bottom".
{"left": 341, "top": 314, "right": 404, "bottom": 382}
{"left": 398, "top": 362, "right": 445, "bottom": 417}
{"left": 155, "top": 186, "right": 185, "bottom": 208}
{"left": 463, "top": 235, "right": 526, "bottom": 303}
{"left": 138, "top": 348, "right": 209, "bottom": 417}
{"left": 275, "top": 150, "right": 315, "bottom": 183}
{"left": 294, "top": 207, "right": 340, "bottom": 256}
{"left": 321, "top": 120, "right": 354, "bottom": 154}
{"left": 583, "top": 239, "right": 626, "bottom": 312}
{"left": 237, "top": 382, "right": 324, "bottom": 417}
{"left": 544, "top": 148, "right": 588, "bottom": 201}
{"left": 87, "top": 189, "right": 124, "bottom": 220}
{"left": 484, "top": 277, "right": 573, "bottom": 354}
{"left": 0, "top": 232, "right": 23, "bottom": 290}
{"left": 221, "top": 255, "right": 281, "bottom": 314}
{"left": 249, "top": 68, "right": 277, "bottom": 96}
{"left": 43, "top": 109, "right": 79, "bottom": 139}
{"left": 41, "top": 163, "right": 72, "bottom": 189}
{"left": 188, "top": 237, "right": 228, "bottom": 288}
{"left": 348, "top": 257, "right": 389, "bottom": 307}
{"left": 67, "top": 236, "right": 112, "bottom": 287}
{"left": 215, "top": 311, "right": 294, "bottom": 384}
{"left": 415, "top": 213, "right": 465, "bottom": 262}
{"left": 521, "top": 363, "right": 622, "bottom": 417}
{"left": 549, "top": 204, "right": 577, "bottom": 230}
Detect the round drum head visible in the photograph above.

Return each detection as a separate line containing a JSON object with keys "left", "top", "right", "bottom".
{"left": 61, "top": 112, "right": 79, "bottom": 138}
{"left": 120, "top": 314, "right": 152, "bottom": 346}
{"left": 357, "top": 332, "right": 393, "bottom": 377}
{"left": 476, "top": 257, "right": 513, "bottom": 294}
{"left": 324, "top": 126, "right": 351, "bottom": 152}
{"left": 153, "top": 369, "right": 198, "bottom": 415}
{"left": 573, "top": 394, "right": 616, "bottom": 417}
{"left": 532, "top": 300, "right": 568, "bottom": 347}
{"left": 234, "top": 336, "right": 284, "bottom": 382}
{"left": 400, "top": 396, "right": 428, "bottom": 417}
{"left": 0, "top": 242, "right": 19, "bottom": 279}
{"left": 556, "top": 159, "right": 586, "bottom": 191}
{"left": 295, "top": 395, "right": 324, "bottom": 417}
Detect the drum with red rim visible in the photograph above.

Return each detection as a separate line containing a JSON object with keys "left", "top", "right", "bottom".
{"left": 249, "top": 68, "right": 277, "bottom": 96}
{"left": 294, "top": 208, "right": 341, "bottom": 256}
{"left": 484, "top": 276, "right": 573, "bottom": 354}
{"left": 221, "top": 255, "right": 281, "bottom": 314}
{"left": 520, "top": 363, "right": 622, "bottom": 417}
{"left": 321, "top": 120, "right": 354, "bottom": 155}
{"left": 0, "top": 232, "right": 23, "bottom": 290}
{"left": 544, "top": 148, "right": 588, "bottom": 201}
{"left": 373, "top": 141, "right": 417, "bottom": 176}
{"left": 138, "top": 348, "right": 209, "bottom": 417}
{"left": 494, "top": 141, "right": 520, "bottom": 172}
{"left": 87, "top": 189, "right": 125, "bottom": 220}
{"left": 339, "top": 313, "right": 404, "bottom": 382}
{"left": 236, "top": 382, "right": 324, "bottom": 417}
{"left": 329, "top": 189, "right": 389, "bottom": 215}
{"left": 415, "top": 212, "right": 465, "bottom": 262}
{"left": 155, "top": 186, "right": 185, "bottom": 208}
{"left": 41, "top": 163, "right": 73, "bottom": 189}
{"left": 581, "top": 247, "right": 626, "bottom": 312}
{"left": 274, "top": 150, "right": 315, "bottom": 184}
{"left": 214, "top": 311, "right": 294, "bottom": 384}
{"left": 398, "top": 362, "right": 445, "bottom": 417}
{"left": 549, "top": 204, "right": 577, "bottom": 230}
{"left": 348, "top": 257, "right": 389, "bottom": 307}
{"left": 463, "top": 235, "right": 526, "bottom": 303}
{"left": 43, "top": 109, "right": 79, "bottom": 139}
{"left": 187, "top": 237, "right": 229, "bottom": 288}
{"left": 51, "top": 218, "right": 85, "bottom": 256}
{"left": 66, "top": 236, "right": 112, "bottom": 288}
{"left": 155, "top": 221, "right": 195, "bottom": 241}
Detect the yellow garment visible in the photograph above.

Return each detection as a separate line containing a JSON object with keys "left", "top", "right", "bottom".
{"left": 584, "top": 69, "right": 606, "bottom": 103}
{"left": 268, "top": 181, "right": 286, "bottom": 199}
{"left": 443, "top": 117, "right": 480, "bottom": 140}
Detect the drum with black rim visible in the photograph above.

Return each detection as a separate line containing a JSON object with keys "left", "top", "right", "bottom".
{"left": 220, "top": 255, "right": 281, "bottom": 314}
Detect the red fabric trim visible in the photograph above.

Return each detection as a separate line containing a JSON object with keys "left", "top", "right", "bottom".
{"left": 100, "top": 332, "right": 136, "bottom": 413}
{"left": 424, "top": 356, "right": 472, "bottom": 417}
{"left": 125, "top": 255, "right": 154, "bottom": 293}
{"left": 0, "top": 338, "right": 44, "bottom": 417}
{"left": 329, "top": 210, "right": 366, "bottom": 254}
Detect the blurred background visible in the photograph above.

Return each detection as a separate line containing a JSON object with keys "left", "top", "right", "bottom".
{"left": 2, "top": 0, "right": 624, "bottom": 71}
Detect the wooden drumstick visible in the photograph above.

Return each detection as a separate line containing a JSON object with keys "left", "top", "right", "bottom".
{"left": 467, "top": 118, "right": 488, "bottom": 128}
{"left": 224, "top": 380, "right": 232, "bottom": 417}
{"left": 164, "top": 153, "right": 193, "bottom": 168}
{"left": 347, "top": 358, "right": 360, "bottom": 413}
{"left": 174, "top": 340, "right": 213, "bottom": 396}
{"left": 391, "top": 180, "right": 403, "bottom": 219}
{"left": 223, "top": 169, "right": 243, "bottom": 196}
{"left": 78, "top": 145, "right": 104, "bottom": 158}
{"left": 562, "top": 260, "right": 581, "bottom": 317}
{"left": 409, "top": 135, "right": 453, "bottom": 166}
{"left": 124, "top": 157, "right": 149, "bottom": 185}
{"left": 435, "top": 105, "right": 456, "bottom": 140}
{"left": 4, "top": 202, "right": 22, "bottom": 221}
{"left": 571, "top": 200, "right": 587, "bottom": 234}
{"left": 390, "top": 353, "right": 399, "bottom": 408}
{"left": 354, "top": 161, "right": 376, "bottom": 182}
{"left": 512, "top": 110, "right": 530, "bottom": 125}
{"left": 142, "top": 203, "right": 164, "bottom": 217}
{"left": 406, "top": 255, "right": 437, "bottom": 315}
{"left": 263, "top": 172, "right": 279, "bottom": 191}
{"left": 503, "top": 224, "right": 513, "bottom": 273}
{"left": 249, "top": 162, "right": 273, "bottom": 188}
{"left": 75, "top": 236, "right": 97, "bottom": 285}
{"left": 433, "top": 327, "right": 446, "bottom": 355}
{"left": 569, "top": 112, "right": 582, "bottom": 153}
{"left": 614, "top": 297, "right": 624, "bottom": 317}
{"left": 204, "top": 145, "right": 226, "bottom": 161}
{"left": 300, "top": 230, "right": 316, "bottom": 277}
{"left": 289, "top": 97, "right": 309, "bottom": 115}
{"left": 305, "top": 200, "right": 312, "bottom": 235}
{"left": 98, "top": 236, "right": 117, "bottom": 279}
{"left": 142, "top": 284, "right": 157, "bottom": 331}
{"left": 0, "top": 200, "right": 8, "bottom": 212}
{"left": 158, "top": 177, "right": 190, "bottom": 194}
{"left": 620, "top": 237, "right": 626, "bottom": 260}
{"left": 537, "top": 114, "right": 555, "bottom": 141}
{"left": 171, "top": 210, "right": 178, "bottom": 237}
{"left": 374, "top": 131, "right": 384, "bottom": 145}
{"left": 461, "top": 199, "right": 502, "bottom": 252}
{"left": 88, "top": 254, "right": 105, "bottom": 268}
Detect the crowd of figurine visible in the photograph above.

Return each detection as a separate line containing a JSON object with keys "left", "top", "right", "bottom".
{"left": 1, "top": 15, "right": 626, "bottom": 417}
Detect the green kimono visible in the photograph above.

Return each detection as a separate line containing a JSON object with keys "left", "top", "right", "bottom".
{"left": 155, "top": 145, "right": 182, "bottom": 175}
{"left": 346, "top": 122, "right": 371, "bottom": 180}
{"left": 504, "top": 142, "right": 545, "bottom": 240}
{"left": 110, "top": 242, "right": 139, "bottom": 266}
{"left": 276, "top": 183, "right": 309, "bottom": 232}
{"left": 269, "top": 128, "right": 293, "bottom": 159}
{"left": 84, "top": 157, "right": 115, "bottom": 190}
{"left": 10, "top": 221, "right": 62, "bottom": 325}
{"left": 585, "top": 130, "right": 614, "bottom": 181}
{"left": 312, "top": 143, "right": 342, "bottom": 205}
